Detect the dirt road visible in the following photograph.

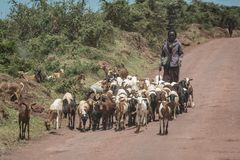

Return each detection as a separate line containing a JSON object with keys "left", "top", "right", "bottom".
{"left": 2, "top": 38, "right": 240, "bottom": 160}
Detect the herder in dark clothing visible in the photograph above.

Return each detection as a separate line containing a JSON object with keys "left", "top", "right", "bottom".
{"left": 159, "top": 30, "right": 184, "bottom": 83}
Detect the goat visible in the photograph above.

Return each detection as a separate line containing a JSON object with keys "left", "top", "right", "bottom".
{"left": 177, "top": 80, "right": 189, "bottom": 113}
{"left": 185, "top": 77, "right": 195, "bottom": 108}
{"left": 62, "top": 92, "right": 76, "bottom": 129}
{"left": 115, "top": 97, "right": 128, "bottom": 131}
{"left": 127, "top": 95, "right": 138, "bottom": 127}
{"left": 148, "top": 90, "right": 158, "bottom": 121}
{"left": 92, "top": 100, "right": 102, "bottom": 131}
{"left": 18, "top": 103, "right": 35, "bottom": 140}
{"left": 49, "top": 69, "right": 64, "bottom": 79}
{"left": 99, "top": 94, "right": 116, "bottom": 130}
{"left": 45, "top": 110, "right": 59, "bottom": 130}
{"left": 159, "top": 101, "right": 171, "bottom": 135}
{"left": 116, "top": 65, "right": 129, "bottom": 79}
{"left": 90, "top": 81, "right": 104, "bottom": 94}
{"left": 18, "top": 70, "right": 43, "bottom": 83}
{"left": 134, "top": 96, "right": 148, "bottom": 133}
{"left": 0, "top": 81, "right": 24, "bottom": 102}
{"left": 77, "top": 100, "right": 90, "bottom": 132}
{"left": 46, "top": 99, "right": 63, "bottom": 130}
{"left": 168, "top": 91, "right": 179, "bottom": 120}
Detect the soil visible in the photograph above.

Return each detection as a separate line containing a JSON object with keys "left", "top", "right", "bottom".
{"left": 1, "top": 37, "right": 240, "bottom": 160}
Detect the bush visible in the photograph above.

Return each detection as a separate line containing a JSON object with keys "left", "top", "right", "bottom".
{"left": 44, "top": 60, "right": 61, "bottom": 72}
{"left": 65, "top": 62, "right": 100, "bottom": 77}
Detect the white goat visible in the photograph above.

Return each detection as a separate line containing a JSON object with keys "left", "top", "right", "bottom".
{"left": 90, "top": 81, "right": 104, "bottom": 94}
{"left": 46, "top": 99, "right": 63, "bottom": 130}
{"left": 134, "top": 96, "right": 148, "bottom": 133}
{"left": 77, "top": 100, "right": 90, "bottom": 131}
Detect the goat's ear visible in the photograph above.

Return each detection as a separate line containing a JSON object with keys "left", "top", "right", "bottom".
{"left": 190, "top": 78, "right": 193, "bottom": 81}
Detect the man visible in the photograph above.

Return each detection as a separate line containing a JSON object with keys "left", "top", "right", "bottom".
{"left": 159, "top": 30, "right": 184, "bottom": 83}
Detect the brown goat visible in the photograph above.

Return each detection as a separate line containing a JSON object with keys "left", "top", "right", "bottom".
{"left": 0, "top": 81, "right": 24, "bottom": 102}
{"left": 18, "top": 103, "right": 35, "bottom": 140}
{"left": 45, "top": 110, "right": 59, "bottom": 130}
{"left": 159, "top": 101, "right": 171, "bottom": 135}
{"left": 116, "top": 67, "right": 129, "bottom": 79}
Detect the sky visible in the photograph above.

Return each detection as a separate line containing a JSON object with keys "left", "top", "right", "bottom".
{"left": 0, "top": 0, "right": 240, "bottom": 19}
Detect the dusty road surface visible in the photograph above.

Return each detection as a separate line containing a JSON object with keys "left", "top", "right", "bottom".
{"left": 2, "top": 38, "right": 240, "bottom": 160}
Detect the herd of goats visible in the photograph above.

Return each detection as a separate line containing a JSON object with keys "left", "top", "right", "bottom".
{"left": 0, "top": 65, "right": 195, "bottom": 140}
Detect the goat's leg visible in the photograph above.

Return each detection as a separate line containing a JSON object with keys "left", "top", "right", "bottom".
{"left": 78, "top": 116, "right": 81, "bottom": 130}
{"left": 191, "top": 94, "right": 195, "bottom": 108}
{"left": 73, "top": 114, "right": 75, "bottom": 129}
{"left": 68, "top": 114, "right": 71, "bottom": 128}
{"left": 122, "top": 114, "right": 126, "bottom": 130}
{"left": 115, "top": 113, "right": 119, "bottom": 131}
{"left": 23, "top": 123, "right": 26, "bottom": 139}
{"left": 111, "top": 114, "right": 114, "bottom": 129}
{"left": 163, "top": 119, "right": 166, "bottom": 135}
{"left": 88, "top": 114, "right": 92, "bottom": 130}
{"left": 165, "top": 119, "right": 168, "bottom": 135}
{"left": 135, "top": 116, "right": 140, "bottom": 133}
{"left": 56, "top": 116, "right": 59, "bottom": 129}
{"left": 159, "top": 119, "right": 163, "bottom": 135}
{"left": 174, "top": 106, "right": 177, "bottom": 120}
{"left": 19, "top": 121, "right": 22, "bottom": 140}
{"left": 152, "top": 106, "right": 156, "bottom": 121}
{"left": 27, "top": 122, "right": 30, "bottom": 140}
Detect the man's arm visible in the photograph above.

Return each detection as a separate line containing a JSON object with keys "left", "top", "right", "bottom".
{"left": 159, "top": 44, "right": 166, "bottom": 71}
{"left": 178, "top": 42, "right": 184, "bottom": 66}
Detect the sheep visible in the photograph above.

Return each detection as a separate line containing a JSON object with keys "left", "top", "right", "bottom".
{"left": 0, "top": 81, "right": 24, "bottom": 102}
{"left": 159, "top": 101, "right": 171, "bottom": 135}
{"left": 45, "top": 99, "right": 63, "bottom": 130}
{"left": 18, "top": 102, "right": 35, "bottom": 140}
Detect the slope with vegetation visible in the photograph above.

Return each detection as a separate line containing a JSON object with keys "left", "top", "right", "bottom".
{"left": 0, "top": 0, "right": 240, "bottom": 155}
